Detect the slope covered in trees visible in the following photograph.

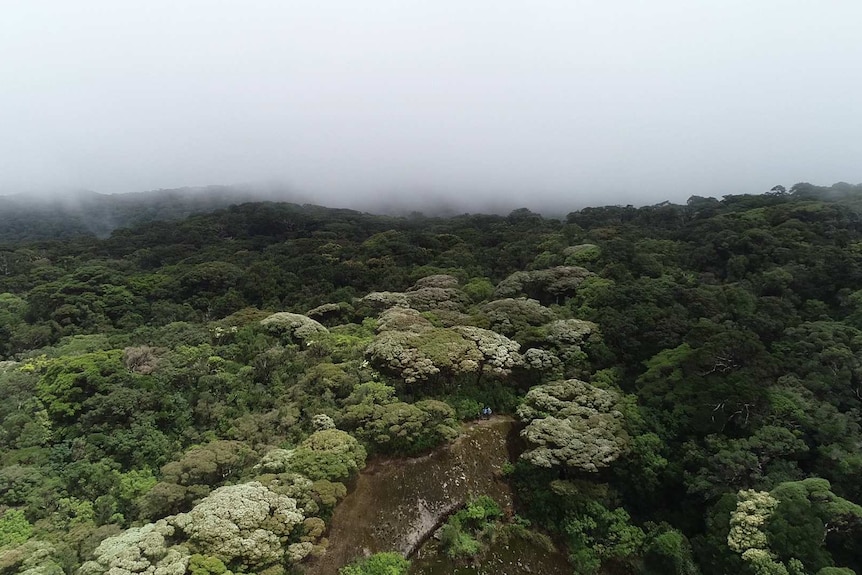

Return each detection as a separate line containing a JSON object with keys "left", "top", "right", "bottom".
{"left": 1, "top": 182, "right": 862, "bottom": 575}
{"left": 0, "top": 186, "right": 288, "bottom": 242}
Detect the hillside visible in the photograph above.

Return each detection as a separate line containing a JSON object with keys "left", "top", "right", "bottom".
{"left": 1, "top": 183, "right": 862, "bottom": 575}
{"left": 0, "top": 186, "right": 291, "bottom": 242}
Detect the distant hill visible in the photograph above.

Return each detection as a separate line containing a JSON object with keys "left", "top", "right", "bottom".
{"left": 0, "top": 185, "right": 295, "bottom": 242}
{"left": 0, "top": 184, "right": 527, "bottom": 243}
{"left": 1, "top": 181, "right": 861, "bottom": 244}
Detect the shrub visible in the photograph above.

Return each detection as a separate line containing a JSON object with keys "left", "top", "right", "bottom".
{"left": 339, "top": 552, "right": 410, "bottom": 575}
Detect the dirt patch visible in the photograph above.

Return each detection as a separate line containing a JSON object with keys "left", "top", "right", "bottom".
{"left": 303, "top": 416, "right": 515, "bottom": 575}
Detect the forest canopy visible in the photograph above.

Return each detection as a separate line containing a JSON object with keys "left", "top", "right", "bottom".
{"left": 1, "top": 181, "right": 862, "bottom": 575}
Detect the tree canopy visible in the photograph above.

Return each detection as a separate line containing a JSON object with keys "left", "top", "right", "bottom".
{"left": 2, "top": 182, "right": 862, "bottom": 574}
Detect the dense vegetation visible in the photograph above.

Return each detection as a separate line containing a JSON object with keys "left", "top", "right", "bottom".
{"left": 0, "top": 186, "right": 279, "bottom": 242}
{"left": 1, "top": 181, "right": 862, "bottom": 575}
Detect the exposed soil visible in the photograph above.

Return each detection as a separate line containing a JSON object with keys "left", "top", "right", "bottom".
{"left": 303, "top": 416, "right": 516, "bottom": 575}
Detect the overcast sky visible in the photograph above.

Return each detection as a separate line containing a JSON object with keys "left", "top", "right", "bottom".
{"left": 1, "top": 1, "right": 861, "bottom": 209}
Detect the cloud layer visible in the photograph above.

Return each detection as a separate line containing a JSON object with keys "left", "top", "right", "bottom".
{"left": 2, "top": 1, "right": 861, "bottom": 209}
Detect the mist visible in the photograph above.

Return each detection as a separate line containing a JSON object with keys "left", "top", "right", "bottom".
{"left": 2, "top": 1, "right": 861, "bottom": 211}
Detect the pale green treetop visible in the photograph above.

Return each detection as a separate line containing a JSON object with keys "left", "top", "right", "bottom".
{"left": 171, "top": 481, "right": 305, "bottom": 569}
{"left": 517, "top": 379, "right": 628, "bottom": 472}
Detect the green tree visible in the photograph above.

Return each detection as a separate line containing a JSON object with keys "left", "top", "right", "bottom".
{"left": 258, "top": 429, "right": 367, "bottom": 482}
{"left": 172, "top": 481, "right": 306, "bottom": 570}
{"left": 78, "top": 520, "right": 189, "bottom": 575}
{"left": 0, "top": 509, "right": 32, "bottom": 548}
{"left": 340, "top": 383, "right": 459, "bottom": 454}
{"left": 35, "top": 350, "right": 129, "bottom": 425}
{"left": 140, "top": 440, "right": 256, "bottom": 519}
{"left": 517, "top": 379, "right": 629, "bottom": 473}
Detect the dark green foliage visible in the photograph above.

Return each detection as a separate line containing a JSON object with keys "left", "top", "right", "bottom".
{"left": 765, "top": 479, "right": 862, "bottom": 574}
{"left": 0, "top": 186, "right": 280, "bottom": 242}
{"left": 0, "top": 184, "right": 861, "bottom": 574}
{"left": 439, "top": 380, "right": 523, "bottom": 418}
{"left": 643, "top": 523, "right": 700, "bottom": 575}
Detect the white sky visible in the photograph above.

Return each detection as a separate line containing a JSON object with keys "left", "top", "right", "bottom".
{"left": 1, "top": 0, "right": 861, "bottom": 209}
